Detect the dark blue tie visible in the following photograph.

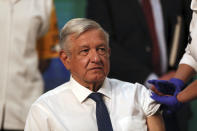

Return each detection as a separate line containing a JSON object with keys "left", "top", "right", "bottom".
{"left": 89, "top": 93, "right": 113, "bottom": 131}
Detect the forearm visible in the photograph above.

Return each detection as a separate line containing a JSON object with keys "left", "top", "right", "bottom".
{"left": 174, "top": 64, "right": 196, "bottom": 83}
{"left": 177, "top": 80, "right": 197, "bottom": 103}
{"left": 174, "top": 64, "right": 197, "bottom": 103}
{"left": 147, "top": 112, "right": 165, "bottom": 131}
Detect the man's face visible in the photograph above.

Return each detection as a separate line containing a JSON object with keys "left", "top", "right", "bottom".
{"left": 61, "top": 29, "right": 110, "bottom": 90}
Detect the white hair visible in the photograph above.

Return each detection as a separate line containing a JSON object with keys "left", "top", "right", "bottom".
{"left": 59, "top": 18, "right": 109, "bottom": 55}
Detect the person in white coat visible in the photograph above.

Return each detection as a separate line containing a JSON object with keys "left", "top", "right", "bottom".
{"left": 148, "top": 0, "right": 197, "bottom": 109}
{"left": 0, "top": 0, "right": 53, "bottom": 130}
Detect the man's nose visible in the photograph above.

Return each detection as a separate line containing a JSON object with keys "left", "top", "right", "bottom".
{"left": 89, "top": 50, "right": 101, "bottom": 63}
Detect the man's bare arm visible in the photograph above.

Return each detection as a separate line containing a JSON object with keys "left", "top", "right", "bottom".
{"left": 147, "top": 112, "right": 165, "bottom": 131}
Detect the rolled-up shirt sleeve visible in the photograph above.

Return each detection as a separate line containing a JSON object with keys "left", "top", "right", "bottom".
{"left": 136, "top": 83, "right": 161, "bottom": 117}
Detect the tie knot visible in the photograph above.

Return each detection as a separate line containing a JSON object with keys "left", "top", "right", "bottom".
{"left": 89, "top": 93, "right": 103, "bottom": 103}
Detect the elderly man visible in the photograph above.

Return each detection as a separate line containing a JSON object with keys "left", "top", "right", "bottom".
{"left": 24, "top": 18, "right": 165, "bottom": 131}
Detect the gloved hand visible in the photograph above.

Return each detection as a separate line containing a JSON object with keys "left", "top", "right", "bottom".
{"left": 148, "top": 78, "right": 185, "bottom": 114}
{"left": 148, "top": 78, "right": 184, "bottom": 95}
{"left": 151, "top": 91, "right": 182, "bottom": 114}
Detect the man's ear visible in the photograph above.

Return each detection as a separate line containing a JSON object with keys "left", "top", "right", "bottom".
{"left": 59, "top": 50, "right": 71, "bottom": 70}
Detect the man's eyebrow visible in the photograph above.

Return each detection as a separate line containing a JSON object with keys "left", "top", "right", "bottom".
{"left": 96, "top": 42, "right": 106, "bottom": 46}
{"left": 97, "top": 43, "right": 107, "bottom": 48}
{"left": 78, "top": 45, "right": 89, "bottom": 49}
{"left": 78, "top": 43, "right": 88, "bottom": 47}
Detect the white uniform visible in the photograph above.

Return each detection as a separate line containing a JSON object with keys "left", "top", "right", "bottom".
{"left": 0, "top": 0, "right": 52, "bottom": 129}
{"left": 180, "top": 0, "right": 197, "bottom": 72}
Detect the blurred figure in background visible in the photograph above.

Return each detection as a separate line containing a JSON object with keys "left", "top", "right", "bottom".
{"left": 36, "top": 4, "right": 66, "bottom": 92}
{"left": 0, "top": 0, "right": 59, "bottom": 130}
{"left": 86, "top": 0, "right": 192, "bottom": 130}
{"left": 36, "top": 4, "right": 60, "bottom": 74}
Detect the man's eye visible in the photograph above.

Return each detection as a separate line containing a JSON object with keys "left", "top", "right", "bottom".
{"left": 97, "top": 48, "right": 106, "bottom": 55}
{"left": 80, "top": 49, "right": 89, "bottom": 55}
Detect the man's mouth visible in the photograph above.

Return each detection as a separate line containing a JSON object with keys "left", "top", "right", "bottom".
{"left": 89, "top": 67, "right": 103, "bottom": 70}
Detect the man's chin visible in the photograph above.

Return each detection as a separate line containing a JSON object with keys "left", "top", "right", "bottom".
{"left": 87, "top": 75, "right": 106, "bottom": 83}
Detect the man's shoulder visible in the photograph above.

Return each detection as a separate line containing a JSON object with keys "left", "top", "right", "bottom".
{"left": 107, "top": 78, "right": 153, "bottom": 108}
{"left": 33, "top": 81, "right": 72, "bottom": 105}
{"left": 107, "top": 77, "right": 148, "bottom": 92}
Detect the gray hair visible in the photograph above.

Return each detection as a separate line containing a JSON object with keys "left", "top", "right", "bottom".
{"left": 59, "top": 18, "right": 109, "bottom": 55}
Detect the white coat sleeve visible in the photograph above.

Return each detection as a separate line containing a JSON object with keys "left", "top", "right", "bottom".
{"left": 179, "top": 0, "right": 197, "bottom": 72}
{"left": 36, "top": 0, "right": 53, "bottom": 37}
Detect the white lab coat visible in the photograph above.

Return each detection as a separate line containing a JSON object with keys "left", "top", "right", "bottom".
{"left": 0, "top": 0, "right": 52, "bottom": 129}
{"left": 180, "top": 0, "right": 197, "bottom": 72}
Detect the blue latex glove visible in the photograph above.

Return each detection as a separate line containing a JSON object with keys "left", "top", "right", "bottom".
{"left": 148, "top": 78, "right": 184, "bottom": 95}
{"left": 150, "top": 88, "right": 182, "bottom": 114}
{"left": 148, "top": 78, "right": 184, "bottom": 113}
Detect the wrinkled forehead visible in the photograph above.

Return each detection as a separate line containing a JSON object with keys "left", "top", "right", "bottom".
{"left": 68, "top": 29, "right": 109, "bottom": 48}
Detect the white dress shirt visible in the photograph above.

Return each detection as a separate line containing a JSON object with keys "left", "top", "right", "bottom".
{"left": 180, "top": 0, "right": 197, "bottom": 72}
{"left": 25, "top": 77, "right": 160, "bottom": 131}
{"left": 0, "top": 0, "right": 52, "bottom": 129}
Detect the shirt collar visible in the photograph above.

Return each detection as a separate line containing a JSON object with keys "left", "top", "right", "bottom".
{"left": 98, "top": 78, "right": 112, "bottom": 99}
{"left": 71, "top": 77, "right": 112, "bottom": 103}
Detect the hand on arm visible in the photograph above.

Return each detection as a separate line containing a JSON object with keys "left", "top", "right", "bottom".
{"left": 148, "top": 70, "right": 175, "bottom": 95}
{"left": 149, "top": 64, "right": 196, "bottom": 101}
{"left": 148, "top": 78, "right": 184, "bottom": 113}
{"left": 149, "top": 64, "right": 195, "bottom": 95}
{"left": 148, "top": 78, "right": 184, "bottom": 95}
